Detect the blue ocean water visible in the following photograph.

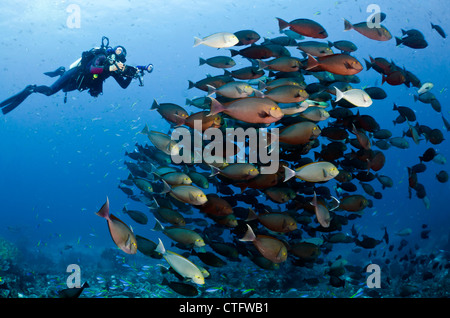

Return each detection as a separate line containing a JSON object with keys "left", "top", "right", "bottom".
{"left": 0, "top": 0, "right": 448, "bottom": 299}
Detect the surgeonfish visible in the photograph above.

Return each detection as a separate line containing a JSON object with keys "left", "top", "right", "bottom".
{"left": 193, "top": 32, "right": 239, "bottom": 48}
{"left": 96, "top": 197, "right": 137, "bottom": 254}
{"left": 284, "top": 161, "right": 339, "bottom": 182}
{"left": 156, "top": 238, "right": 205, "bottom": 285}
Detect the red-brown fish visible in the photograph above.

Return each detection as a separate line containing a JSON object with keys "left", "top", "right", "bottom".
{"left": 230, "top": 45, "right": 277, "bottom": 59}
{"left": 262, "top": 85, "right": 309, "bottom": 103}
{"left": 257, "top": 56, "right": 303, "bottom": 72}
{"left": 151, "top": 100, "right": 189, "bottom": 126}
{"left": 277, "top": 18, "right": 328, "bottom": 39}
{"left": 96, "top": 197, "right": 137, "bottom": 254}
{"left": 306, "top": 53, "right": 363, "bottom": 75}
{"left": 344, "top": 19, "right": 392, "bottom": 41}
{"left": 199, "top": 194, "right": 233, "bottom": 217}
{"left": 297, "top": 41, "right": 334, "bottom": 57}
{"left": 339, "top": 194, "right": 369, "bottom": 212}
{"left": 247, "top": 208, "right": 297, "bottom": 233}
{"left": 278, "top": 121, "right": 321, "bottom": 145}
{"left": 183, "top": 111, "right": 222, "bottom": 131}
{"left": 382, "top": 71, "right": 406, "bottom": 86}
{"left": 234, "top": 29, "right": 261, "bottom": 46}
{"left": 208, "top": 97, "right": 284, "bottom": 124}
{"left": 240, "top": 224, "right": 288, "bottom": 263}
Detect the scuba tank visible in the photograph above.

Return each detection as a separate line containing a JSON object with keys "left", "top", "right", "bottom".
{"left": 72, "top": 36, "right": 111, "bottom": 70}
{"left": 69, "top": 57, "right": 82, "bottom": 70}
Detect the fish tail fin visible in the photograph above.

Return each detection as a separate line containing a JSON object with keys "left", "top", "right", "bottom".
{"left": 257, "top": 80, "right": 267, "bottom": 91}
{"left": 431, "top": 22, "right": 435, "bottom": 29}
{"left": 266, "top": 131, "right": 279, "bottom": 149}
{"left": 149, "top": 197, "right": 160, "bottom": 209}
{"left": 188, "top": 80, "right": 195, "bottom": 90}
{"left": 413, "top": 95, "right": 418, "bottom": 102}
{"left": 199, "top": 57, "right": 206, "bottom": 66}
{"left": 209, "top": 165, "right": 221, "bottom": 177}
{"left": 155, "top": 238, "right": 166, "bottom": 254}
{"left": 305, "top": 54, "right": 319, "bottom": 71}
{"left": 206, "top": 84, "right": 217, "bottom": 97}
{"left": 283, "top": 166, "right": 296, "bottom": 182}
{"left": 140, "top": 124, "right": 150, "bottom": 136}
{"left": 314, "top": 151, "right": 321, "bottom": 161}
{"left": 257, "top": 59, "right": 268, "bottom": 71}
{"left": 245, "top": 208, "right": 258, "bottom": 222}
{"left": 161, "top": 277, "right": 169, "bottom": 286}
{"left": 393, "top": 103, "right": 398, "bottom": 111}
{"left": 193, "top": 37, "right": 203, "bottom": 47}
{"left": 343, "top": 18, "right": 353, "bottom": 31}
{"left": 150, "top": 99, "right": 159, "bottom": 110}
{"left": 311, "top": 191, "right": 318, "bottom": 207}
{"left": 152, "top": 218, "right": 164, "bottom": 232}
{"left": 351, "top": 123, "right": 358, "bottom": 135}
{"left": 364, "top": 59, "right": 372, "bottom": 71}
{"left": 229, "top": 49, "right": 239, "bottom": 57}
{"left": 208, "top": 97, "right": 225, "bottom": 116}
{"left": 253, "top": 89, "right": 264, "bottom": 98}
{"left": 239, "top": 224, "right": 256, "bottom": 242}
{"left": 277, "top": 17, "right": 289, "bottom": 31}
{"left": 334, "top": 86, "right": 344, "bottom": 102}
{"left": 96, "top": 197, "right": 110, "bottom": 219}
{"left": 329, "top": 196, "right": 340, "bottom": 211}
{"left": 395, "top": 37, "right": 403, "bottom": 46}
{"left": 160, "top": 179, "right": 172, "bottom": 194}
{"left": 381, "top": 75, "right": 386, "bottom": 85}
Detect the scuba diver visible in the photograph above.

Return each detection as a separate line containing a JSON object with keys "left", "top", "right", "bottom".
{"left": 0, "top": 36, "right": 153, "bottom": 115}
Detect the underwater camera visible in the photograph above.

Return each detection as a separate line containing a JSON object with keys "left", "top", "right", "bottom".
{"left": 119, "top": 63, "right": 153, "bottom": 86}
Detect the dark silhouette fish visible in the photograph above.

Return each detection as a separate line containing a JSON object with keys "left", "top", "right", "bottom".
{"left": 431, "top": 22, "right": 446, "bottom": 38}
{"left": 58, "top": 282, "right": 89, "bottom": 298}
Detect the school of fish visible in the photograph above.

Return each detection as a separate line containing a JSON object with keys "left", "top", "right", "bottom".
{"left": 98, "top": 13, "right": 448, "bottom": 297}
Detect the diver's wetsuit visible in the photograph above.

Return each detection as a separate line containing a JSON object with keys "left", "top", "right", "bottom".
{"left": 36, "top": 52, "right": 132, "bottom": 97}
{"left": 0, "top": 51, "right": 132, "bottom": 114}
